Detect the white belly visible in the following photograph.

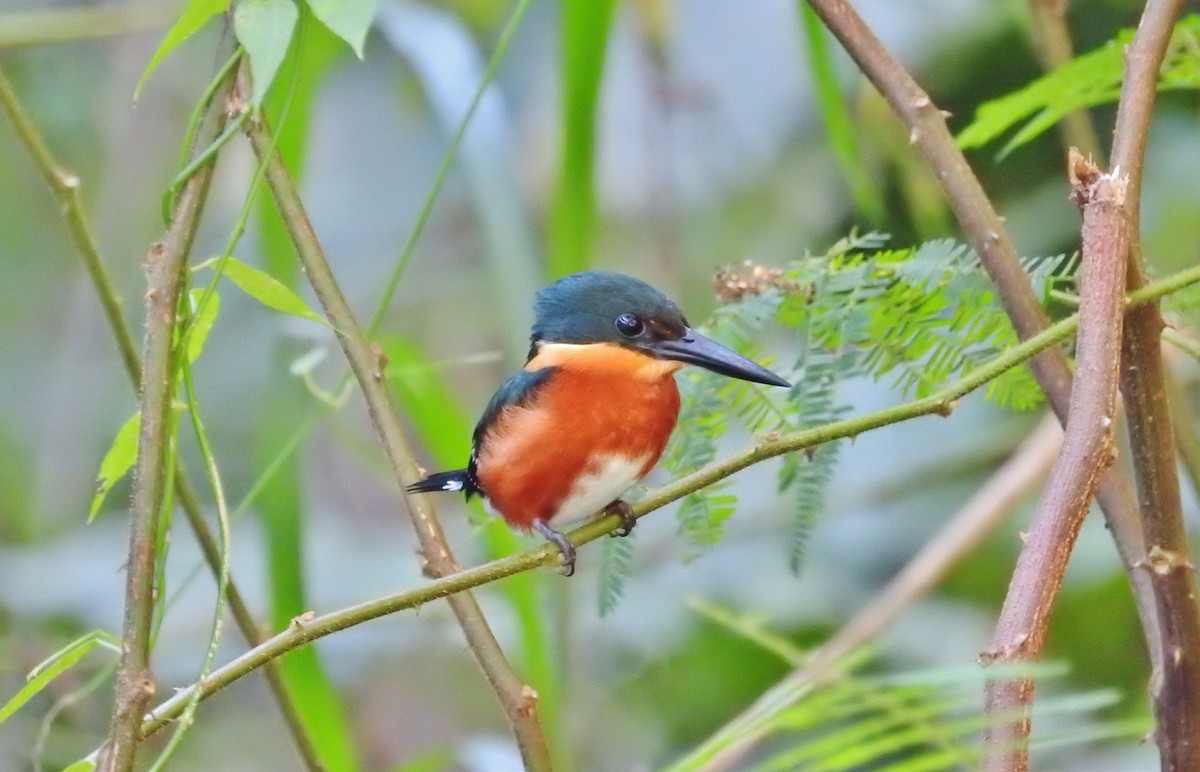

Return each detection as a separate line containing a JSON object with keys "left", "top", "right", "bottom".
{"left": 553, "top": 454, "right": 648, "bottom": 523}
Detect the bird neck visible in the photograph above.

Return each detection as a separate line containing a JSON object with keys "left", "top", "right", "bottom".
{"left": 525, "top": 342, "right": 683, "bottom": 382}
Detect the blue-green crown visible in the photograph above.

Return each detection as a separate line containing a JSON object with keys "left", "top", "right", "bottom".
{"left": 530, "top": 271, "right": 688, "bottom": 346}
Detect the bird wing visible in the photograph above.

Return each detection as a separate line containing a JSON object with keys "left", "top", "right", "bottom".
{"left": 468, "top": 367, "right": 557, "bottom": 491}
{"left": 472, "top": 367, "right": 556, "bottom": 447}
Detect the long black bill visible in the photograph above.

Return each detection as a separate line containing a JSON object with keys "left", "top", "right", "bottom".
{"left": 651, "top": 329, "right": 790, "bottom": 387}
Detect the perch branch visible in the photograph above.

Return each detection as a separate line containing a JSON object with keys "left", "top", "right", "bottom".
{"left": 237, "top": 68, "right": 552, "bottom": 771}
{"left": 1109, "top": 1, "right": 1200, "bottom": 767}
{"left": 101, "top": 32, "right": 236, "bottom": 772}
{"left": 981, "top": 155, "right": 1129, "bottom": 770}
{"left": 130, "top": 263, "right": 1200, "bottom": 737}
{"left": 0, "top": 62, "right": 325, "bottom": 770}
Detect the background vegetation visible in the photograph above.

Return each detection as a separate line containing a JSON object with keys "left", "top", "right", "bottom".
{"left": 1, "top": 0, "right": 1198, "bottom": 769}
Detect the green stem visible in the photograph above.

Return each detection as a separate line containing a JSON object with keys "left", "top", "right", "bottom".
{"left": 239, "top": 60, "right": 553, "bottom": 771}
{"left": 0, "top": 50, "right": 325, "bottom": 772}
{"left": 0, "top": 2, "right": 172, "bottom": 48}
{"left": 101, "top": 27, "right": 237, "bottom": 772}
{"left": 136, "top": 263, "right": 1200, "bottom": 737}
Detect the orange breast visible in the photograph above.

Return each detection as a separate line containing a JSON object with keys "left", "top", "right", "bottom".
{"left": 475, "top": 344, "right": 682, "bottom": 530}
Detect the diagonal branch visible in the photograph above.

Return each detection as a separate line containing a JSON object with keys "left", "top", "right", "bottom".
{"left": 1108, "top": 1, "right": 1200, "bottom": 767}
{"left": 0, "top": 64, "right": 325, "bottom": 771}
{"left": 128, "top": 262, "right": 1200, "bottom": 737}
{"left": 801, "top": 0, "right": 1160, "bottom": 684}
{"left": 236, "top": 68, "right": 553, "bottom": 771}
{"left": 100, "top": 30, "right": 237, "bottom": 772}
{"left": 981, "top": 154, "right": 1129, "bottom": 770}
{"left": 698, "top": 414, "right": 1063, "bottom": 771}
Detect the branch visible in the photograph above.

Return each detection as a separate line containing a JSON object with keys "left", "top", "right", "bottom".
{"left": 982, "top": 155, "right": 1129, "bottom": 771}
{"left": 802, "top": 0, "right": 1159, "bottom": 680}
{"left": 0, "top": 67, "right": 139, "bottom": 383}
{"left": 0, "top": 63, "right": 325, "bottom": 770}
{"left": 101, "top": 32, "right": 237, "bottom": 772}
{"left": 1163, "top": 360, "right": 1200, "bottom": 501}
{"left": 699, "top": 414, "right": 1063, "bottom": 771}
{"left": 236, "top": 68, "right": 553, "bottom": 771}
{"left": 1025, "top": 0, "right": 1104, "bottom": 160}
{"left": 1109, "top": 2, "right": 1200, "bottom": 767}
{"left": 131, "top": 263, "right": 1200, "bottom": 737}
{"left": 0, "top": 2, "right": 172, "bottom": 49}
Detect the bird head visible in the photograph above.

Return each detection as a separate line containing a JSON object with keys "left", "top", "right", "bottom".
{"left": 529, "top": 271, "right": 790, "bottom": 387}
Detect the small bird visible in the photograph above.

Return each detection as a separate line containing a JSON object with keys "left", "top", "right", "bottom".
{"left": 407, "top": 271, "right": 789, "bottom": 575}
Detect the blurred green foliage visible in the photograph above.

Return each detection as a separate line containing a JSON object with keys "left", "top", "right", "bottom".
{"left": 0, "top": 0, "right": 1196, "bottom": 769}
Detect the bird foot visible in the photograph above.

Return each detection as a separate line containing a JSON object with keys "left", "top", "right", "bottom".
{"left": 533, "top": 519, "right": 576, "bottom": 577}
{"left": 604, "top": 500, "right": 636, "bottom": 537}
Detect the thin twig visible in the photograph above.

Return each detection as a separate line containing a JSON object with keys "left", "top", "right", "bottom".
{"left": 0, "top": 2, "right": 172, "bottom": 49}
{"left": 1163, "top": 357, "right": 1200, "bottom": 500}
{"left": 981, "top": 154, "right": 1129, "bottom": 771}
{"left": 0, "top": 67, "right": 139, "bottom": 383}
{"left": 1025, "top": 0, "right": 1104, "bottom": 160}
{"left": 698, "top": 414, "right": 1063, "bottom": 771}
{"left": 99, "top": 29, "right": 237, "bottom": 772}
{"left": 802, "top": 0, "right": 1159, "bottom": 677}
{"left": 1109, "top": 2, "right": 1200, "bottom": 767}
{"left": 236, "top": 66, "right": 553, "bottom": 771}
{"left": 129, "top": 262, "right": 1200, "bottom": 738}
{"left": 0, "top": 60, "right": 326, "bottom": 772}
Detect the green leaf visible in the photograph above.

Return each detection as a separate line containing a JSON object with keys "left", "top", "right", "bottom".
{"left": 957, "top": 16, "right": 1200, "bottom": 156}
{"left": 90, "top": 412, "right": 142, "bottom": 522}
{"left": 137, "top": 0, "right": 234, "bottom": 98}
{"left": 187, "top": 289, "right": 221, "bottom": 364}
{"left": 798, "top": 2, "right": 885, "bottom": 223}
{"left": 196, "top": 257, "right": 328, "bottom": 326}
{"left": 306, "top": 0, "right": 377, "bottom": 58}
{"left": 62, "top": 762, "right": 95, "bottom": 772}
{"left": 0, "top": 630, "right": 117, "bottom": 724}
{"left": 234, "top": 0, "right": 300, "bottom": 106}
{"left": 547, "top": 0, "right": 617, "bottom": 277}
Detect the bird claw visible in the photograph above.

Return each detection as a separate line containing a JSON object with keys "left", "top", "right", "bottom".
{"left": 605, "top": 500, "right": 636, "bottom": 537}
{"left": 533, "top": 519, "right": 576, "bottom": 577}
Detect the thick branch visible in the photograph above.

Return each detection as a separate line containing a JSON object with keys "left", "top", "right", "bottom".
{"left": 0, "top": 63, "right": 324, "bottom": 770}
{"left": 982, "top": 157, "right": 1129, "bottom": 771}
{"left": 101, "top": 34, "right": 236, "bottom": 772}
{"left": 1109, "top": 2, "right": 1200, "bottom": 767}
{"left": 802, "top": 0, "right": 1159, "bottom": 679}
{"left": 130, "top": 263, "right": 1200, "bottom": 737}
{"left": 237, "top": 71, "right": 552, "bottom": 771}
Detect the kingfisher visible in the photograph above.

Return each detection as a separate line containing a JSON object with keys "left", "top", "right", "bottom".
{"left": 407, "top": 271, "right": 789, "bottom": 575}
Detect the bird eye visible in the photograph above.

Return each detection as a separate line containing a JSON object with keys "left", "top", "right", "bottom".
{"left": 614, "top": 313, "right": 645, "bottom": 337}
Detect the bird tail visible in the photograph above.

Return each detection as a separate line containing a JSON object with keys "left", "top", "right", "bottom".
{"left": 407, "top": 469, "right": 470, "bottom": 494}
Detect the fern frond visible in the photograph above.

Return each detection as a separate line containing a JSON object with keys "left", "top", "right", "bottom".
{"left": 597, "top": 530, "right": 636, "bottom": 617}
{"left": 672, "top": 601, "right": 1147, "bottom": 772}
{"left": 677, "top": 488, "right": 738, "bottom": 560}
